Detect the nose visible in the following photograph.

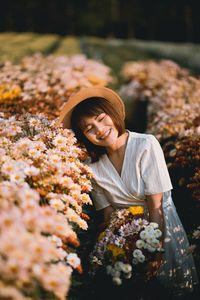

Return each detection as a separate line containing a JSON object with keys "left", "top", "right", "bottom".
{"left": 95, "top": 123, "right": 104, "bottom": 137}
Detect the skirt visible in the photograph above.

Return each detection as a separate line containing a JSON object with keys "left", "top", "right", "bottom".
{"left": 156, "top": 191, "right": 199, "bottom": 297}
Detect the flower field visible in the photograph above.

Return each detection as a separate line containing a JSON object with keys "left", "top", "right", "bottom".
{"left": 0, "top": 52, "right": 112, "bottom": 119}
{"left": 0, "top": 50, "right": 113, "bottom": 299}
{"left": 119, "top": 59, "right": 200, "bottom": 267}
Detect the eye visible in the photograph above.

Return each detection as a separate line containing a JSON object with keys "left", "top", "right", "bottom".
{"left": 85, "top": 126, "right": 92, "bottom": 134}
{"left": 98, "top": 113, "right": 105, "bottom": 121}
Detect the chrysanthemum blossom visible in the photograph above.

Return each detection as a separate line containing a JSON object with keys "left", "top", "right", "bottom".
{"left": 53, "top": 135, "right": 67, "bottom": 148}
{"left": 140, "top": 230, "right": 149, "bottom": 240}
{"left": 149, "top": 222, "right": 159, "bottom": 229}
{"left": 66, "top": 253, "right": 80, "bottom": 268}
{"left": 154, "top": 228, "right": 162, "bottom": 238}
{"left": 24, "top": 166, "right": 40, "bottom": 176}
{"left": 122, "top": 264, "right": 132, "bottom": 273}
{"left": 136, "top": 239, "right": 145, "bottom": 248}
{"left": 49, "top": 199, "right": 65, "bottom": 211}
{"left": 47, "top": 235, "right": 62, "bottom": 247}
{"left": 114, "top": 236, "right": 126, "bottom": 248}
{"left": 133, "top": 249, "right": 143, "bottom": 258}
{"left": 113, "top": 276, "right": 122, "bottom": 285}
{"left": 114, "top": 261, "right": 124, "bottom": 271}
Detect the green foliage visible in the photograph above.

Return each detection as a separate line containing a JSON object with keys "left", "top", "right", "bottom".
{"left": 54, "top": 36, "right": 81, "bottom": 56}
{"left": 0, "top": 33, "right": 60, "bottom": 64}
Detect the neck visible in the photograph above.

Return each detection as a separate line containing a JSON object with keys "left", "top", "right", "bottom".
{"left": 106, "top": 131, "right": 129, "bottom": 157}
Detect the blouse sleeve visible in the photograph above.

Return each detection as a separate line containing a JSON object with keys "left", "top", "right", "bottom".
{"left": 140, "top": 135, "right": 173, "bottom": 195}
{"left": 90, "top": 180, "right": 111, "bottom": 211}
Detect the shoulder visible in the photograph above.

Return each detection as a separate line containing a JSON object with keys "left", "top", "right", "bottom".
{"left": 127, "top": 130, "right": 158, "bottom": 148}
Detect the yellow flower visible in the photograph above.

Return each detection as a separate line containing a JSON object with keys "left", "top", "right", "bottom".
{"left": 128, "top": 206, "right": 144, "bottom": 215}
{"left": 0, "top": 84, "right": 22, "bottom": 103}
{"left": 107, "top": 244, "right": 125, "bottom": 258}
{"left": 86, "top": 74, "right": 107, "bottom": 86}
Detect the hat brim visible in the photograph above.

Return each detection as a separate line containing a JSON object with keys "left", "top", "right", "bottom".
{"left": 59, "top": 86, "right": 125, "bottom": 129}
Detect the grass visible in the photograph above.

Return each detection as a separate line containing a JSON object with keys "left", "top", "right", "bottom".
{"left": 54, "top": 36, "right": 81, "bottom": 56}
{"left": 1, "top": 32, "right": 200, "bottom": 77}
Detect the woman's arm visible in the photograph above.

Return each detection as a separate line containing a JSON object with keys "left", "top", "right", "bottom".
{"left": 103, "top": 205, "right": 115, "bottom": 223}
{"left": 146, "top": 192, "right": 164, "bottom": 245}
{"left": 145, "top": 193, "right": 164, "bottom": 277}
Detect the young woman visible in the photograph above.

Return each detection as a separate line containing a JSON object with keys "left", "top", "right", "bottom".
{"left": 60, "top": 86, "right": 198, "bottom": 298}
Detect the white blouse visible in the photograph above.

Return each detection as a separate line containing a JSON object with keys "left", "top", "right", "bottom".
{"left": 88, "top": 131, "right": 173, "bottom": 211}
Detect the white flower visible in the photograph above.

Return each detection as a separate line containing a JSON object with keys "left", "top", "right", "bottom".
{"left": 114, "top": 261, "right": 124, "bottom": 271}
{"left": 7, "top": 125, "right": 22, "bottom": 136}
{"left": 134, "top": 218, "right": 148, "bottom": 227}
{"left": 80, "top": 193, "right": 92, "bottom": 205}
{"left": 112, "top": 277, "right": 122, "bottom": 285}
{"left": 57, "top": 248, "right": 68, "bottom": 260}
{"left": 24, "top": 166, "right": 40, "bottom": 176}
{"left": 133, "top": 249, "right": 143, "bottom": 258}
{"left": 140, "top": 230, "right": 149, "bottom": 240}
{"left": 150, "top": 238, "right": 160, "bottom": 248}
{"left": 28, "top": 149, "right": 41, "bottom": 158}
{"left": 1, "top": 162, "right": 14, "bottom": 175}
{"left": 132, "top": 258, "right": 138, "bottom": 265}
{"left": 116, "top": 209, "right": 127, "bottom": 219}
{"left": 144, "top": 225, "right": 154, "bottom": 234}
{"left": 91, "top": 256, "right": 102, "bottom": 265}
{"left": 66, "top": 253, "right": 80, "bottom": 268}
{"left": 49, "top": 199, "right": 65, "bottom": 210}
{"left": 110, "top": 269, "right": 121, "bottom": 278}
{"left": 53, "top": 135, "right": 67, "bottom": 148}
{"left": 124, "top": 272, "right": 132, "bottom": 279}
{"left": 31, "top": 141, "right": 46, "bottom": 151}
{"left": 146, "top": 244, "right": 156, "bottom": 253}
{"left": 114, "top": 236, "right": 125, "bottom": 248}
{"left": 149, "top": 222, "right": 159, "bottom": 229}
{"left": 136, "top": 239, "right": 145, "bottom": 248}
{"left": 10, "top": 172, "right": 25, "bottom": 183}
{"left": 47, "top": 235, "right": 62, "bottom": 247}
{"left": 122, "top": 264, "right": 132, "bottom": 273}
{"left": 193, "top": 230, "right": 200, "bottom": 239}
{"left": 146, "top": 236, "right": 155, "bottom": 245}
{"left": 50, "top": 154, "right": 61, "bottom": 164}
{"left": 59, "top": 176, "right": 74, "bottom": 189}
{"left": 154, "top": 229, "right": 162, "bottom": 238}
{"left": 137, "top": 254, "right": 145, "bottom": 263}
{"left": 29, "top": 118, "right": 41, "bottom": 127}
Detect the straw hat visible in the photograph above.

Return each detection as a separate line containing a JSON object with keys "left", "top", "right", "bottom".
{"left": 59, "top": 86, "right": 125, "bottom": 129}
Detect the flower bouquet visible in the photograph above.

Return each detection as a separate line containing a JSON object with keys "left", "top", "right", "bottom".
{"left": 90, "top": 206, "right": 164, "bottom": 285}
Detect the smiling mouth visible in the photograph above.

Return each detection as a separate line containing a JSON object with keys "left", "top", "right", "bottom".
{"left": 100, "top": 129, "right": 111, "bottom": 140}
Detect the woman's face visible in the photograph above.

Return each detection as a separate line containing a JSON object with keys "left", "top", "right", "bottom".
{"left": 81, "top": 112, "right": 119, "bottom": 148}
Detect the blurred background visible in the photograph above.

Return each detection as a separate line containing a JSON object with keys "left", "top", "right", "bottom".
{"left": 1, "top": 0, "right": 200, "bottom": 76}
{"left": 0, "top": 0, "right": 199, "bottom": 42}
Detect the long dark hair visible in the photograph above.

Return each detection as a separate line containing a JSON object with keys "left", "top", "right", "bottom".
{"left": 71, "top": 97, "right": 125, "bottom": 162}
